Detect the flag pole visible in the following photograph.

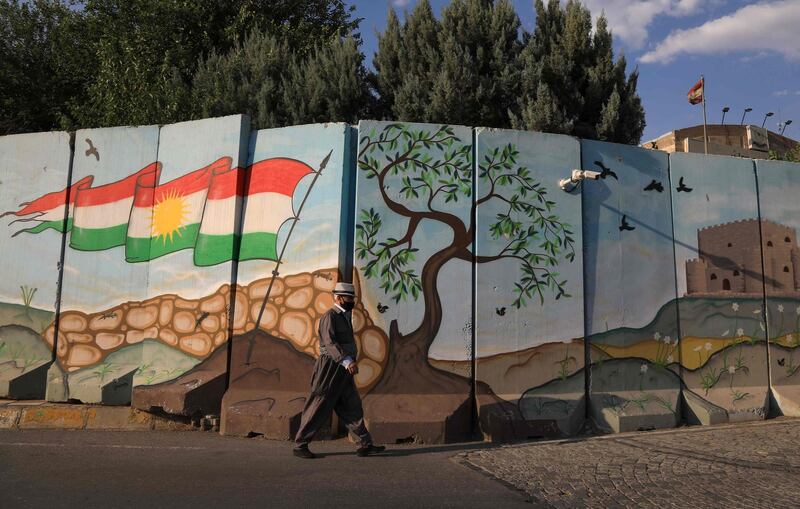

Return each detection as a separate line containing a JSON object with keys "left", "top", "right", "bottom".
{"left": 254, "top": 149, "right": 333, "bottom": 330}
{"left": 701, "top": 75, "right": 708, "bottom": 155}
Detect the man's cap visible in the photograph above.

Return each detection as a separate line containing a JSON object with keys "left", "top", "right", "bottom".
{"left": 333, "top": 282, "right": 356, "bottom": 296}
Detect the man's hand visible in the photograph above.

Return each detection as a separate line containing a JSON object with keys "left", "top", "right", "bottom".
{"left": 346, "top": 362, "right": 359, "bottom": 375}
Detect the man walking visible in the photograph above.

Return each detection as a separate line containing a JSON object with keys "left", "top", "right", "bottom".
{"left": 293, "top": 282, "right": 386, "bottom": 459}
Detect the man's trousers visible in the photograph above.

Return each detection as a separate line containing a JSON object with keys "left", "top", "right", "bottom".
{"left": 294, "top": 355, "right": 372, "bottom": 447}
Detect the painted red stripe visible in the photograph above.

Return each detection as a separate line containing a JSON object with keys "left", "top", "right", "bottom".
{"left": 247, "top": 158, "right": 313, "bottom": 197}
{"left": 8, "top": 176, "right": 93, "bottom": 216}
{"left": 207, "top": 160, "right": 244, "bottom": 200}
{"left": 75, "top": 163, "right": 161, "bottom": 207}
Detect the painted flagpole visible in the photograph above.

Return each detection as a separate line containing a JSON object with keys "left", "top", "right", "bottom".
{"left": 254, "top": 149, "right": 333, "bottom": 330}
{"left": 701, "top": 75, "right": 708, "bottom": 155}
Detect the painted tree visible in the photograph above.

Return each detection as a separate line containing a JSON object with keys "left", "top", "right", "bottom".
{"left": 356, "top": 122, "right": 575, "bottom": 431}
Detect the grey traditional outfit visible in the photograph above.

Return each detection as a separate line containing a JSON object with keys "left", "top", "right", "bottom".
{"left": 293, "top": 283, "right": 382, "bottom": 458}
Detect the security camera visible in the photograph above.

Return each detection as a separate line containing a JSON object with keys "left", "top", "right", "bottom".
{"left": 559, "top": 169, "right": 602, "bottom": 191}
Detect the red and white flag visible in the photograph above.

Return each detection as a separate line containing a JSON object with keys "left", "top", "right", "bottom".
{"left": 687, "top": 78, "right": 704, "bottom": 105}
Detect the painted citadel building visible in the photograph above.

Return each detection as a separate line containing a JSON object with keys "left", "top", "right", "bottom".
{"left": 686, "top": 219, "right": 800, "bottom": 295}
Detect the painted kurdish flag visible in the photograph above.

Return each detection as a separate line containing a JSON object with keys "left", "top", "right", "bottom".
{"left": 3, "top": 156, "right": 314, "bottom": 266}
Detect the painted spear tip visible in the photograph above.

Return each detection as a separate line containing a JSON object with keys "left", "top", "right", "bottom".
{"left": 319, "top": 149, "right": 333, "bottom": 170}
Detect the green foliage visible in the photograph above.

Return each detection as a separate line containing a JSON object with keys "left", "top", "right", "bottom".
{"left": 769, "top": 145, "right": 800, "bottom": 162}
{"left": 1, "top": 0, "right": 361, "bottom": 132}
{"left": 356, "top": 123, "right": 575, "bottom": 308}
{"left": 0, "top": 0, "right": 95, "bottom": 134}
{"left": 479, "top": 143, "right": 575, "bottom": 307}
{"left": 373, "top": 0, "right": 645, "bottom": 144}
{"left": 281, "top": 36, "right": 373, "bottom": 126}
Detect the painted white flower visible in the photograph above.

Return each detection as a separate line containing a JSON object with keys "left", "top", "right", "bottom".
{"left": 736, "top": 328, "right": 745, "bottom": 337}
{"left": 778, "top": 304, "right": 785, "bottom": 313}
{"left": 753, "top": 309, "right": 762, "bottom": 314}
{"left": 732, "top": 303, "right": 740, "bottom": 312}
{"left": 640, "top": 364, "right": 648, "bottom": 374}
{"left": 787, "top": 334, "right": 794, "bottom": 343}
{"left": 667, "top": 355, "right": 674, "bottom": 363}
{"left": 693, "top": 346, "right": 703, "bottom": 352}
{"left": 729, "top": 366, "right": 736, "bottom": 375}
{"left": 705, "top": 342, "right": 713, "bottom": 351}
{"left": 722, "top": 330, "right": 730, "bottom": 337}
{"left": 654, "top": 332, "right": 661, "bottom": 340}
{"left": 663, "top": 336, "right": 671, "bottom": 344}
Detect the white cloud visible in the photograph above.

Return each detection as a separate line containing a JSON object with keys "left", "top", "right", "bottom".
{"left": 641, "top": 1, "right": 800, "bottom": 64}
{"left": 570, "top": 0, "right": 704, "bottom": 49}
{"left": 392, "top": 0, "right": 414, "bottom": 7}
{"left": 774, "top": 90, "right": 790, "bottom": 96}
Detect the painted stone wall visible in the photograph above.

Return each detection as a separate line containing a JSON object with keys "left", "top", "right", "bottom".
{"left": 0, "top": 131, "right": 71, "bottom": 399}
{"left": 581, "top": 140, "right": 679, "bottom": 433}
{"left": 473, "top": 129, "right": 584, "bottom": 440}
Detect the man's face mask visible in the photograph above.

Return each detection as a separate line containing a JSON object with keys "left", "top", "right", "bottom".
{"left": 340, "top": 298, "right": 355, "bottom": 311}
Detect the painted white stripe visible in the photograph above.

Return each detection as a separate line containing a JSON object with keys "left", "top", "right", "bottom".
{"left": 198, "top": 195, "right": 241, "bottom": 235}
{"left": 31, "top": 204, "right": 72, "bottom": 223}
{"left": 126, "top": 190, "right": 207, "bottom": 239}
{"left": 73, "top": 198, "right": 134, "bottom": 229}
{"left": 242, "top": 192, "right": 294, "bottom": 235}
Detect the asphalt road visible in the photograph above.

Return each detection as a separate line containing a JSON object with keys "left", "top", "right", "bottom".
{"left": 0, "top": 430, "right": 531, "bottom": 509}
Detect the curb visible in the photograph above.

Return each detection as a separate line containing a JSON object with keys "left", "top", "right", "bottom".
{"left": 0, "top": 401, "right": 193, "bottom": 431}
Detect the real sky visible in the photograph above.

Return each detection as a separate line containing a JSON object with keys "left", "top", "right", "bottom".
{"left": 348, "top": 0, "right": 800, "bottom": 143}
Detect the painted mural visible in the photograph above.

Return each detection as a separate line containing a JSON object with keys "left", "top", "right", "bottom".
{"left": 354, "top": 121, "right": 474, "bottom": 443}
{"left": 472, "top": 129, "right": 584, "bottom": 440}
{"left": 581, "top": 140, "right": 679, "bottom": 433}
{"left": 670, "top": 153, "right": 768, "bottom": 424}
{"left": 0, "top": 131, "right": 71, "bottom": 399}
{"left": 4, "top": 116, "right": 800, "bottom": 443}
{"left": 754, "top": 159, "right": 800, "bottom": 416}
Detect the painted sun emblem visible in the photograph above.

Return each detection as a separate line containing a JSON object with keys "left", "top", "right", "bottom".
{"left": 150, "top": 190, "right": 190, "bottom": 244}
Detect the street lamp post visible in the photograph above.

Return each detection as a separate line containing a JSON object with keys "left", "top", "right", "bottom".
{"left": 721, "top": 107, "right": 730, "bottom": 125}
{"left": 741, "top": 107, "right": 753, "bottom": 125}
{"left": 780, "top": 120, "right": 793, "bottom": 136}
{"left": 762, "top": 112, "right": 774, "bottom": 128}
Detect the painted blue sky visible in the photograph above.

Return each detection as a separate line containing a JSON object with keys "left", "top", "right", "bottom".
{"left": 348, "top": 0, "right": 800, "bottom": 143}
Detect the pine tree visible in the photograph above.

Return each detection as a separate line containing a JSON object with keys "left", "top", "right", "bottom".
{"left": 282, "top": 37, "right": 373, "bottom": 125}
{"left": 192, "top": 31, "right": 291, "bottom": 129}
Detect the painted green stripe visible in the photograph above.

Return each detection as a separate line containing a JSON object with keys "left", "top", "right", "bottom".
{"left": 192, "top": 232, "right": 279, "bottom": 266}
{"left": 17, "top": 218, "right": 72, "bottom": 235}
{"left": 239, "top": 232, "right": 279, "bottom": 262}
{"left": 194, "top": 233, "right": 237, "bottom": 267}
{"left": 69, "top": 224, "right": 127, "bottom": 251}
{"left": 125, "top": 223, "right": 201, "bottom": 262}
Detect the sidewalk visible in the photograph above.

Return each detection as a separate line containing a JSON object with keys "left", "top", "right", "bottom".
{"left": 0, "top": 399, "right": 194, "bottom": 431}
{"left": 461, "top": 417, "right": 800, "bottom": 508}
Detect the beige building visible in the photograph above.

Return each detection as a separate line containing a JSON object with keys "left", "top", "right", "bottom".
{"left": 642, "top": 124, "right": 798, "bottom": 159}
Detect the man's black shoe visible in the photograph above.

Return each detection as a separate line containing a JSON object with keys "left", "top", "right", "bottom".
{"left": 356, "top": 444, "right": 386, "bottom": 457}
{"left": 293, "top": 446, "right": 316, "bottom": 459}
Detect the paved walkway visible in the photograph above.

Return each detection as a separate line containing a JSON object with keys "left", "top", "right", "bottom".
{"left": 461, "top": 418, "right": 800, "bottom": 508}
{"left": 0, "top": 430, "right": 529, "bottom": 509}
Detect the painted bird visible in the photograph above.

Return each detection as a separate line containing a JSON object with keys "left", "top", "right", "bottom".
{"left": 496, "top": 307, "right": 506, "bottom": 316}
{"left": 593, "top": 160, "right": 618, "bottom": 180}
{"left": 619, "top": 215, "right": 635, "bottom": 232}
{"left": 377, "top": 303, "right": 389, "bottom": 313}
{"left": 643, "top": 179, "right": 664, "bottom": 192}
{"left": 676, "top": 177, "right": 693, "bottom": 193}
{"left": 85, "top": 138, "right": 99, "bottom": 161}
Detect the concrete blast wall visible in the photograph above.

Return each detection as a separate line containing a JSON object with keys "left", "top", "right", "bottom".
{"left": 2, "top": 117, "right": 800, "bottom": 442}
